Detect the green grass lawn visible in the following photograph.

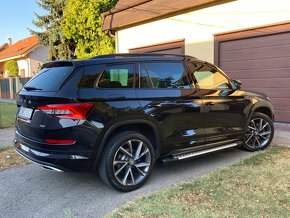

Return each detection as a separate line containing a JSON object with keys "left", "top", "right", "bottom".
{"left": 0, "top": 103, "right": 17, "bottom": 128}
{"left": 111, "top": 147, "right": 290, "bottom": 218}
{"left": 0, "top": 146, "right": 29, "bottom": 170}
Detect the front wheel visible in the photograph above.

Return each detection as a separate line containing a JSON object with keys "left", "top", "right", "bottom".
{"left": 242, "top": 112, "right": 274, "bottom": 151}
{"left": 98, "top": 131, "right": 155, "bottom": 192}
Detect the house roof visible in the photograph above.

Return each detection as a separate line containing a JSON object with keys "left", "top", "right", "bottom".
{"left": 102, "top": 0, "right": 226, "bottom": 30}
{"left": 0, "top": 35, "right": 39, "bottom": 62}
{"left": 0, "top": 43, "right": 8, "bottom": 52}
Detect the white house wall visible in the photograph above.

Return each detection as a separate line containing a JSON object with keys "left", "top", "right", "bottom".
{"left": 29, "top": 46, "right": 49, "bottom": 76}
{"left": 17, "top": 59, "right": 29, "bottom": 77}
{"left": 117, "top": 0, "right": 290, "bottom": 62}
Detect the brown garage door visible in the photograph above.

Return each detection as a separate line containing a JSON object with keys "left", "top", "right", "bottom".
{"left": 129, "top": 39, "right": 184, "bottom": 55}
{"left": 215, "top": 23, "right": 290, "bottom": 122}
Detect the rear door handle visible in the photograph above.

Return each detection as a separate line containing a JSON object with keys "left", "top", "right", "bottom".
{"left": 205, "top": 102, "right": 215, "bottom": 106}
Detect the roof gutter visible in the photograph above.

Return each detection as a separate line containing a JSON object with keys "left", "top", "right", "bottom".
{"left": 0, "top": 54, "right": 23, "bottom": 63}
{"left": 102, "top": 0, "right": 153, "bottom": 32}
{"left": 102, "top": 0, "right": 153, "bottom": 17}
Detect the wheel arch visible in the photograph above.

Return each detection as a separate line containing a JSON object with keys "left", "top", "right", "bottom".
{"left": 93, "top": 119, "right": 161, "bottom": 170}
{"left": 250, "top": 104, "right": 274, "bottom": 121}
{"left": 254, "top": 107, "right": 274, "bottom": 120}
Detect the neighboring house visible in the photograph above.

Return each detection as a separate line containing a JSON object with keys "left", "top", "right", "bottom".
{"left": 0, "top": 35, "right": 49, "bottom": 78}
{"left": 0, "top": 43, "right": 9, "bottom": 77}
{"left": 0, "top": 43, "right": 8, "bottom": 52}
{"left": 103, "top": 0, "right": 290, "bottom": 123}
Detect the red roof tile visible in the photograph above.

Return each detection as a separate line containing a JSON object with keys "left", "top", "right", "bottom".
{"left": 0, "top": 35, "right": 39, "bottom": 61}
{"left": 0, "top": 43, "right": 8, "bottom": 52}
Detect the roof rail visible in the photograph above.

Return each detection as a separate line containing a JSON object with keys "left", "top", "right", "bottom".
{"left": 90, "top": 53, "right": 196, "bottom": 60}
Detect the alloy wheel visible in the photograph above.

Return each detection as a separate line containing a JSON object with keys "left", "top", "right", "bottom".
{"left": 244, "top": 118, "right": 272, "bottom": 149}
{"left": 113, "top": 139, "right": 151, "bottom": 186}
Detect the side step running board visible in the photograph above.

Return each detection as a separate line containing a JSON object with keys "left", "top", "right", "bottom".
{"left": 161, "top": 142, "right": 239, "bottom": 163}
{"left": 176, "top": 143, "right": 238, "bottom": 160}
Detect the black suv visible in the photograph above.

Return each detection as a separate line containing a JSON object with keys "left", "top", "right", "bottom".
{"left": 14, "top": 54, "right": 274, "bottom": 191}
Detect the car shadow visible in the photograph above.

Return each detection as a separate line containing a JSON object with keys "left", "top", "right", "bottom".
{"left": 0, "top": 148, "right": 250, "bottom": 218}
{"left": 41, "top": 148, "right": 249, "bottom": 193}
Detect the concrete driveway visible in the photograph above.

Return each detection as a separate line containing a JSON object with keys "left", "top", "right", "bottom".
{"left": 0, "top": 149, "right": 250, "bottom": 218}
{"left": 0, "top": 124, "right": 289, "bottom": 217}
{"left": 0, "top": 128, "right": 14, "bottom": 147}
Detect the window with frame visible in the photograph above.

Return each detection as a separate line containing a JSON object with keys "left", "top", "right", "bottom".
{"left": 139, "top": 62, "right": 190, "bottom": 89}
{"left": 191, "top": 64, "right": 231, "bottom": 90}
{"left": 98, "top": 64, "right": 134, "bottom": 88}
{"left": 79, "top": 64, "right": 104, "bottom": 88}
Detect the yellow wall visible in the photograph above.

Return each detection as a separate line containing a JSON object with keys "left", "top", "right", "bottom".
{"left": 117, "top": 0, "right": 290, "bottom": 63}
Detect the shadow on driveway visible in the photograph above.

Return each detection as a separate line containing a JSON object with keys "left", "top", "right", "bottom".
{"left": 0, "top": 148, "right": 250, "bottom": 218}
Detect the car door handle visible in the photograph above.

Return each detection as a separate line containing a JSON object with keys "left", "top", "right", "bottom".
{"left": 205, "top": 102, "right": 215, "bottom": 106}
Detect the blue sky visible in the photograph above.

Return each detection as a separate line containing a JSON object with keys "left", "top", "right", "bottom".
{"left": 0, "top": 0, "right": 45, "bottom": 45}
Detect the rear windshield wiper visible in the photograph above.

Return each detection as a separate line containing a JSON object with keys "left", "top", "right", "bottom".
{"left": 23, "top": 86, "right": 43, "bottom": 91}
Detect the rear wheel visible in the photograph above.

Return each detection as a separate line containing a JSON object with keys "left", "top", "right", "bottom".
{"left": 242, "top": 112, "right": 274, "bottom": 151}
{"left": 98, "top": 131, "right": 155, "bottom": 192}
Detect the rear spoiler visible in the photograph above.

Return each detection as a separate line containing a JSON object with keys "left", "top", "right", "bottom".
{"left": 42, "top": 61, "right": 74, "bottom": 69}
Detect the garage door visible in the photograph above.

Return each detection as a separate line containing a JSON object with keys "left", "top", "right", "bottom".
{"left": 215, "top": 23, "right": 290, "bottom": 122}
{"left": 129, "top": 39, "right": 184, "bottom": 55}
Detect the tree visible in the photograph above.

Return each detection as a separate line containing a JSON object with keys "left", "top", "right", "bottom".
{"left": 30, "top": 0, "right": 75, "bottom": 60}
{"left": 5, "top": 60, "right": 19, "bottom": 77}
{"left": 62, "top": 0, "right": 117, "bottom": 59}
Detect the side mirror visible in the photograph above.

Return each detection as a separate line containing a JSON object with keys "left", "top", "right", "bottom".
{"left": 233, "top": 79, "right": 242, "bottom": 90}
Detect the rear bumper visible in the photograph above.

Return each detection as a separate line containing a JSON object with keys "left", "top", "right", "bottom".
{"left": 14, "top": 131, "right": 96, "bottom": 172}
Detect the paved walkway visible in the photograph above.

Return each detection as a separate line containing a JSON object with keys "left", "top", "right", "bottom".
{"left": 272, "top": 130, "right": 290, "bottom": 147}
{"left": 0, "top": 98, "right": 16, "bottom": 104}
{"left": 0, "top": 128, "right": 14, "bottom": 147}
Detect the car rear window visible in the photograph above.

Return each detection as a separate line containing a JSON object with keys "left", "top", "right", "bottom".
{"left": 24, "top": 66, "right": 74, "bottom": 91}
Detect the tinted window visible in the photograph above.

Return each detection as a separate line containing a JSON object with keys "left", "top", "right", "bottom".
{"left": 192, "top": 64, "right": 230, "bottom": 90}
{"left": 98, "top": 64, "right": 134, "bottom": 88}
{"left": 140, "top": 62, "right": 190, "bottom": 88}
{"left": 24, "top": 66, "right": 74, "bottom": 91}
{"left": 79, "top": 64, "right": 104, "bottom": 88}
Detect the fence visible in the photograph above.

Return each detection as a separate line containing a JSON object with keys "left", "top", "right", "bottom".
{"left": 0, "top": 77, "right": 31, "bottom": 100}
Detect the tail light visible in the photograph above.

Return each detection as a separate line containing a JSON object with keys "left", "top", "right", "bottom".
{"left": 37, "top": 103, "right": 94, "bottom": 119}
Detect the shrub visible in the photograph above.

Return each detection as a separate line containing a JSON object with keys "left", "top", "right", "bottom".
{"left": 5, "top": 60, "right": 19, "bottom": 77}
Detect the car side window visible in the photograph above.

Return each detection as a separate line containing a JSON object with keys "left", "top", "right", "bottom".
{"left": 79, "top": 64, "right": 104, "bottom": 88}
{"left": 139, "top": 62, "right": 190, "bottom": 89}
{"left": 191, "top": 64, "right": 231, "bottom": 90}
{"left": 98, "top": 64, "right": 134, "bottom": 88}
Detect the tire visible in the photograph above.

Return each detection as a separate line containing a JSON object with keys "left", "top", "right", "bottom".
{"left": 98, "top": 131, "right": 155, "bottom": 192}
{"left": 242, "top": 112, "right": 274, "bottom": 151}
